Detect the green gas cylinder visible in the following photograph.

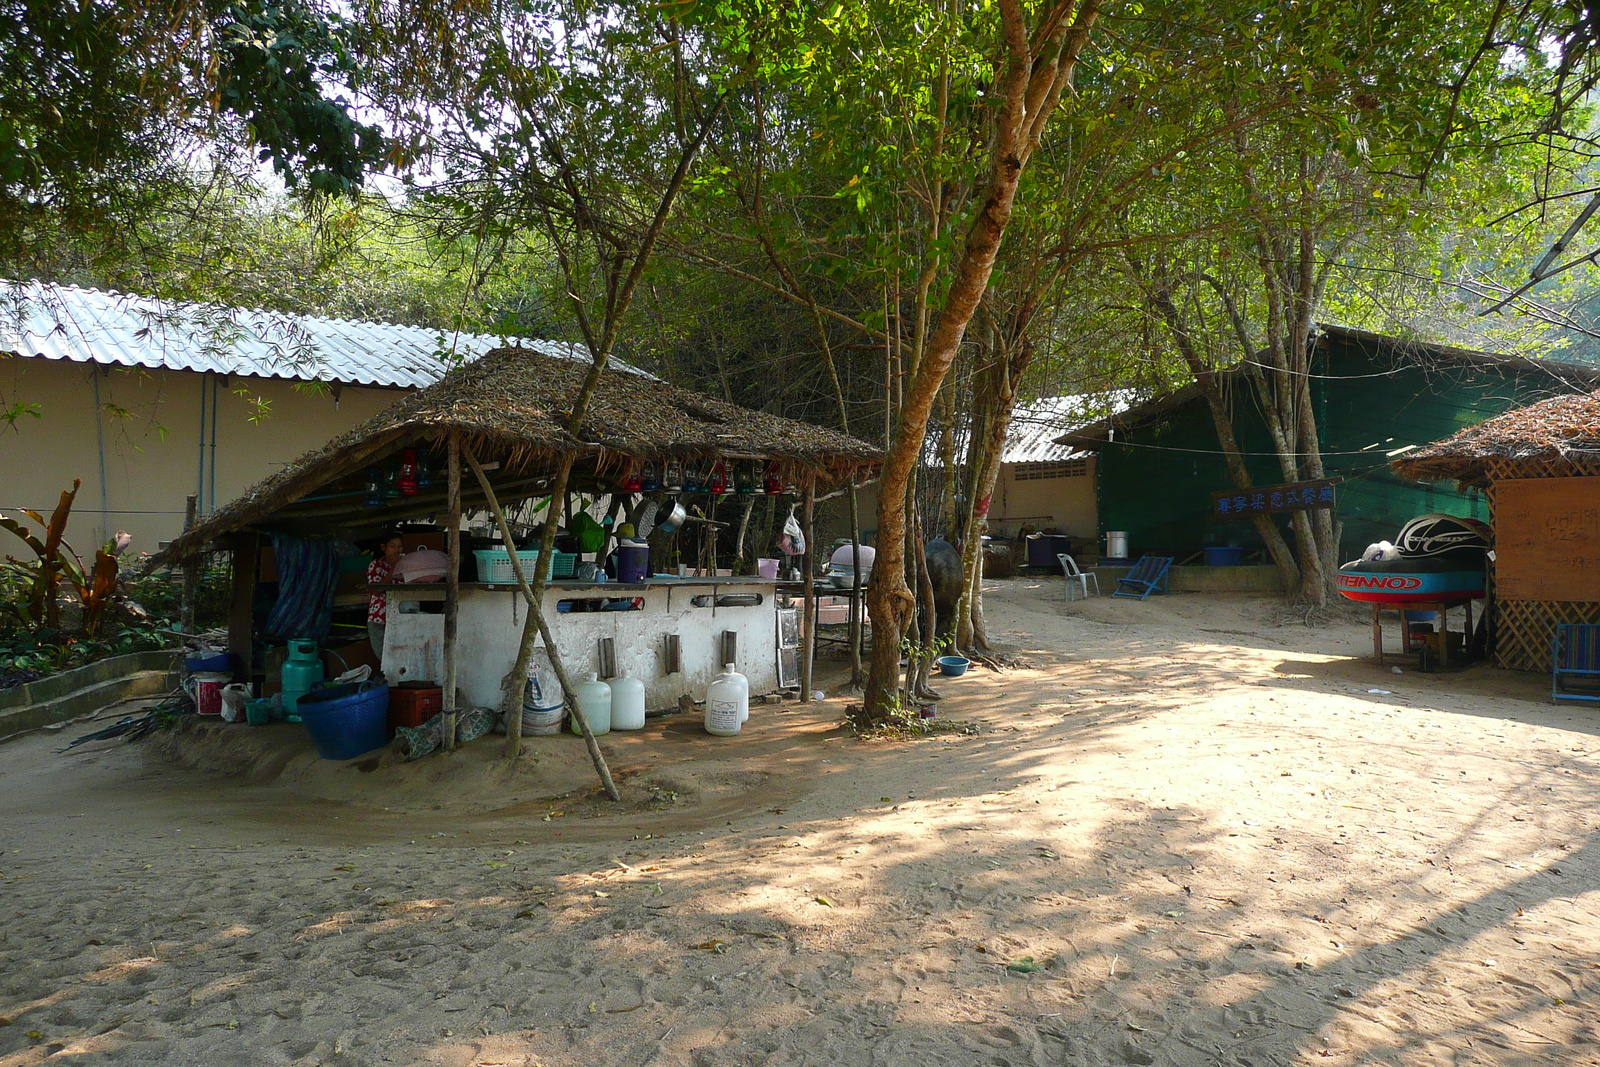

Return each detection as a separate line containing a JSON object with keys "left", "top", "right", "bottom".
{"left": 280, "top": 639, "right": 325, "bottom": 723}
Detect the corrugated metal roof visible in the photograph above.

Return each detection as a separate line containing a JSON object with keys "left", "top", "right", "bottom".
{"left": 1004, "top": 393, "right": 1133, "bottom": 464}
{"left": 0, "top": 281, "right": 640, "bottom": 388}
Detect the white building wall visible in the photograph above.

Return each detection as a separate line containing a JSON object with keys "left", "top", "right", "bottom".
{"left": 2, "top": 358, "right": 402, "bottom": 553}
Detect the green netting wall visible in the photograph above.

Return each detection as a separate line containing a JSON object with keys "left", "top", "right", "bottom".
{"left": 1096, "top": 336, "right": 1558, "bottom": 562}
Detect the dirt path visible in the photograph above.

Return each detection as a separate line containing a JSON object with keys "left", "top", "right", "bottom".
{"left": 2, "top": 580, "right": 1597, "bottom": 1066}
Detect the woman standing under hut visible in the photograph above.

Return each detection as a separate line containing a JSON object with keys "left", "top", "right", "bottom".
{"left": 367, "top": 532, "right": 404, "bottom": 656}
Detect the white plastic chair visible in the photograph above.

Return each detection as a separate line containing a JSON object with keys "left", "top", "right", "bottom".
{"left": 1058, "top": 553, "right": 1099, "bottom": 601}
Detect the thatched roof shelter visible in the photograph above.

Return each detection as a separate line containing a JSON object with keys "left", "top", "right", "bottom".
{"left": 157, "top": 347, "right": 881, "bottom": 564}
{"left": 1393, "top": 387, "right": 1600, "bottom": 488}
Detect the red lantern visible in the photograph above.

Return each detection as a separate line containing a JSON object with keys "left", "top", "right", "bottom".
{"left": 622, "top": 461, "right": 643, "bottom": 492}
{"left": 763, "top": 461, "right": 783, "bottom": 495}
{"left": 398, "top": 449, "right": 420, "bottom": 495}
{"left": 709, "top": 460, "right": 729, "bottom": 495}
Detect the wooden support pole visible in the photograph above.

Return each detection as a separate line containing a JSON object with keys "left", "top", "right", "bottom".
{"left": 463, "top": 446, "right": 618, "bottom": 800}
{"left": 180, "top": 494, "right": 199, "bottom": 635}
{"left": 442, "top": 432, "right": 461, "bottom": 751}
{"left": 226, "top": 533, "right": 257, "bottom": 682}
{"left": 800, "top": 480, "right": 816, "bottom": 702}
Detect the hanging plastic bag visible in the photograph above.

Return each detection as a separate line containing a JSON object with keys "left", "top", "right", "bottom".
{"left": 780, "top": 505, "right": 806, "bottom": 556}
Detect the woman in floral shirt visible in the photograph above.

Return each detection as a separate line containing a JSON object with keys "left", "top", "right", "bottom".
{"left": 367, "top": 533, "right": 405, "bottom": 655}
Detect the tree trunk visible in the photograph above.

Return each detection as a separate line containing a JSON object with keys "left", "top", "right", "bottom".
{"left": 865, "top": 0, "right": 1103, "bottom": 721}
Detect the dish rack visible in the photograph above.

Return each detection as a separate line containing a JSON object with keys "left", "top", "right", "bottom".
{"left": 473, "top": 548, "right": 578, "bottom": 584}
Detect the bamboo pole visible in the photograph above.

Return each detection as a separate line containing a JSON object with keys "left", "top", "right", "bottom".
{"left": 800, "top": 480, "right": 816, "bottom": 702}
{"left": 463, "top": 446, "right": 618, "bottom": 800}
{"left": 442, "top": 432, "right": 461, "bottom": 751}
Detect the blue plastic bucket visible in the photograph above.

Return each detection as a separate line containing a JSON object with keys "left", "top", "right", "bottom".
{"left": 1204, "top": 546, "right": 1244, "bottom": 566}
{"left": 297, "top": 682, "right": 390, "bottom": 760}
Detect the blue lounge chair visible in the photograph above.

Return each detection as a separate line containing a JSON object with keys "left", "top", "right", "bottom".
{"left": 1553, "top": 624, "right": 1600, "bottom": 703}
{"left": 1111, "top": 555, "right": 1173, "bottom": 600}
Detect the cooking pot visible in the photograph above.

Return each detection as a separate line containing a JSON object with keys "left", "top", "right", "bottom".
{"left": 656, "top": 498, "right": 687, "bottom": 534}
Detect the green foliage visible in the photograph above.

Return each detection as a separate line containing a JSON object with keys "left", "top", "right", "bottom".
{"left": 0, "top": 623, "right": 172, "bottom": 691}
{"left": 0, "top": 0, "right": 388, "bottom": 268}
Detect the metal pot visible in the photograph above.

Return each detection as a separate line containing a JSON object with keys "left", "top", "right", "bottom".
{"left": 656, "top": 498, "right": 687, "bottom": 534}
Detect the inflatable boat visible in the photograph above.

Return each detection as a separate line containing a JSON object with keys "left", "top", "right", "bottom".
{"left": 1335, "top": 514, "right": 1490, "bottom": 606}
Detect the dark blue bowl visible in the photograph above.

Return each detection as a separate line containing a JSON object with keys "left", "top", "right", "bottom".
{"left": 936, "top": 656, "right": 970, "bottom": 677}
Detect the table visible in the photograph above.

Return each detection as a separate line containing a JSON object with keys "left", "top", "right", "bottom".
{"left": 1371, "top": 599, "right": 1476, "bottom": 667}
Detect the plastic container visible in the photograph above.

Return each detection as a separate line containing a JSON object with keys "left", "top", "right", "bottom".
{"left": 757, "top": 558, "right": 780, "bottom": 579}
{"left": 936, "top": 655, "right": 970, "bottom": 677}
{"left": 185, "top": 651, "right": 237, "bottom": 674}
{"left": 389, "top": 681, "right": 443, "bottom": 731}
{"left": 522, "top": 647, "right": 565, "bottom": 735}
{"left": 570, "top": 672, "right": 611, "bottom": 736}
{"left": 245, "top": 698, "right": 274, "bottom": 726}
{"left": 280, "top": 639, "right": 325, "bottom": 722}
{"left": 472, "top": 548, "right": 578, "bottom": 584}
{"left": 297, "top": 681, "right": 391, "bottom": 760}
{"left": 722, "top": 662, "right": 750, "bottom": 723}
{"left": 615, "top": 540, "right": 650, "bottom": 583}
{"left": 705, "top": 665, "right": 747, "bottom": 736}
{"left": 1204, "top": 545, "right": 1244, "bottom": 566}
{"left": 188, "top": 672, "right": 232, "bottom": 716}
{"left": 607, "top": 670, "right": 646, "bottom": 730}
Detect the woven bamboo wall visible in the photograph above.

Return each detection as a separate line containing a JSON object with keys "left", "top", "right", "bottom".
{"left": 1486, "top": 456, "right": 1600, "bottom": 672}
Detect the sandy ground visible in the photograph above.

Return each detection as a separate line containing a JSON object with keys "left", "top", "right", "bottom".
{"left": 2, "top": 579, "right": 1599, "bottom": 1066}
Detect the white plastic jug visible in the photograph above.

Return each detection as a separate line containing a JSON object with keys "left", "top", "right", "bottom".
{"left": 607, "top": 670, "right": 646, "bottom": 730}
{"left": 522, "top": 646, "right": 566, "bottom": 735}
{"left": 705, "top": 665, "right": 747, "bottom": 736}
{"left": 723, "top": 662, "right": 750, "bottom": 723}
{"left": 571, "top": 672, "right": 612, "bottom": 736}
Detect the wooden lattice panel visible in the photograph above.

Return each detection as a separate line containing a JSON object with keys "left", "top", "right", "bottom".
{"left": 1482, "top": 458, "right": 1600, "bottom": 673}
{"left": 1486, "top": 456, "right": 1600, "bottom": 481}
{"left": 1495, "top": 598, "right": 1600, "bottom": 672}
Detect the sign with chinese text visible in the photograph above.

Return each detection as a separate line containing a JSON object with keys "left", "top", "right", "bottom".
{"left": 1210, "top": 478, "right": 1338, "bottom": 519}
{"left": 1495, "top": 476, "right": 1600, "bottom": 602}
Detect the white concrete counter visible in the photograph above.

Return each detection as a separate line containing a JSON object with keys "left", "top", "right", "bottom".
{"left": 379, "top": 579, "right": 784, "bottom": 711}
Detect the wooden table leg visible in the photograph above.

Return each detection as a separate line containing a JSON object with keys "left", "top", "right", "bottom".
{"left": 1373, "top": 604, "right": 1383, "bottom": 663}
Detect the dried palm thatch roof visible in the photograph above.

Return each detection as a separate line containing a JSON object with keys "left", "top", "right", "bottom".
{"left": 1393, "top": 387, "right": 1600, "bottom": 488}
{"left": 156, "top": 347, "right": 881, "bottom": 564}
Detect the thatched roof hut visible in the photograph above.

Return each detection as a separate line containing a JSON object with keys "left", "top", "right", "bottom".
{"left": 1393, "top": 387, "right": 1600, "bottom": 488}
{"left": 157, "top": 346, "right": 881, "bottom": 564}
{"left": 1393, "top": 385, "right": 1600, "bottom": 673}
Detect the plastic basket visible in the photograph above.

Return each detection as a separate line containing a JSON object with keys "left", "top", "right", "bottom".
{"left": 473, "top": 549, "right": 578, "bottom": 583}
{"left": 297, "top": 681, "right": 390, "bottom": 760}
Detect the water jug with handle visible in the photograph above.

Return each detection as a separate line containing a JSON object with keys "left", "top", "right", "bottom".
{"left": 607, "top": 670, "right": 646, "bottom": 730}
{"left": 705, "top": 666, "right": 747, "bottom": 736}
{"left": 571, "top": 672, "right": 612, "bottom": 736}
{"left": 280, "top": 639, "right": 325, "bottom": 723}
{"left": 721, "top": 663, "right": 750, "bottom": 723}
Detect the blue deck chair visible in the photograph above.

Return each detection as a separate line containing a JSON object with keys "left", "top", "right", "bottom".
{"left": 1111, "top": 555, "right": 1173, "bottom": 600}
{"left": 1552, "top": 624, "right": 1600, "bottom": 703}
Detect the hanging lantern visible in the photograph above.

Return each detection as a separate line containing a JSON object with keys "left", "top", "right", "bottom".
{"left": 398, "top": 449, "right": 420, "bottom": 495}
{"left": 663, "top": 458, "right": 684, "bottom": 491}
{"left": 709, "top": 460, "right": 729, "bottom": 495}
{"left": 763, "top": 461, "right": 783, "bottom": 495}
{"left": 622, "top": 460, "right": 643, "bottom": 493}
{"left": 416, "top": 452, "right": 434, "bottom": 488}
{"left": 683, "top": 461, "right": 703, "bottom": 493}
{"left": 641, "top": 460, "right": 660, "bottom": 492}
{"left": 382, "top": 464, "right": 401, "bottom": 499}
{"left": 364, "top": 468, "right": 386, "bottom": 507}
{"left": 734, "top": 460, "right": 756, "bottom": 495}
